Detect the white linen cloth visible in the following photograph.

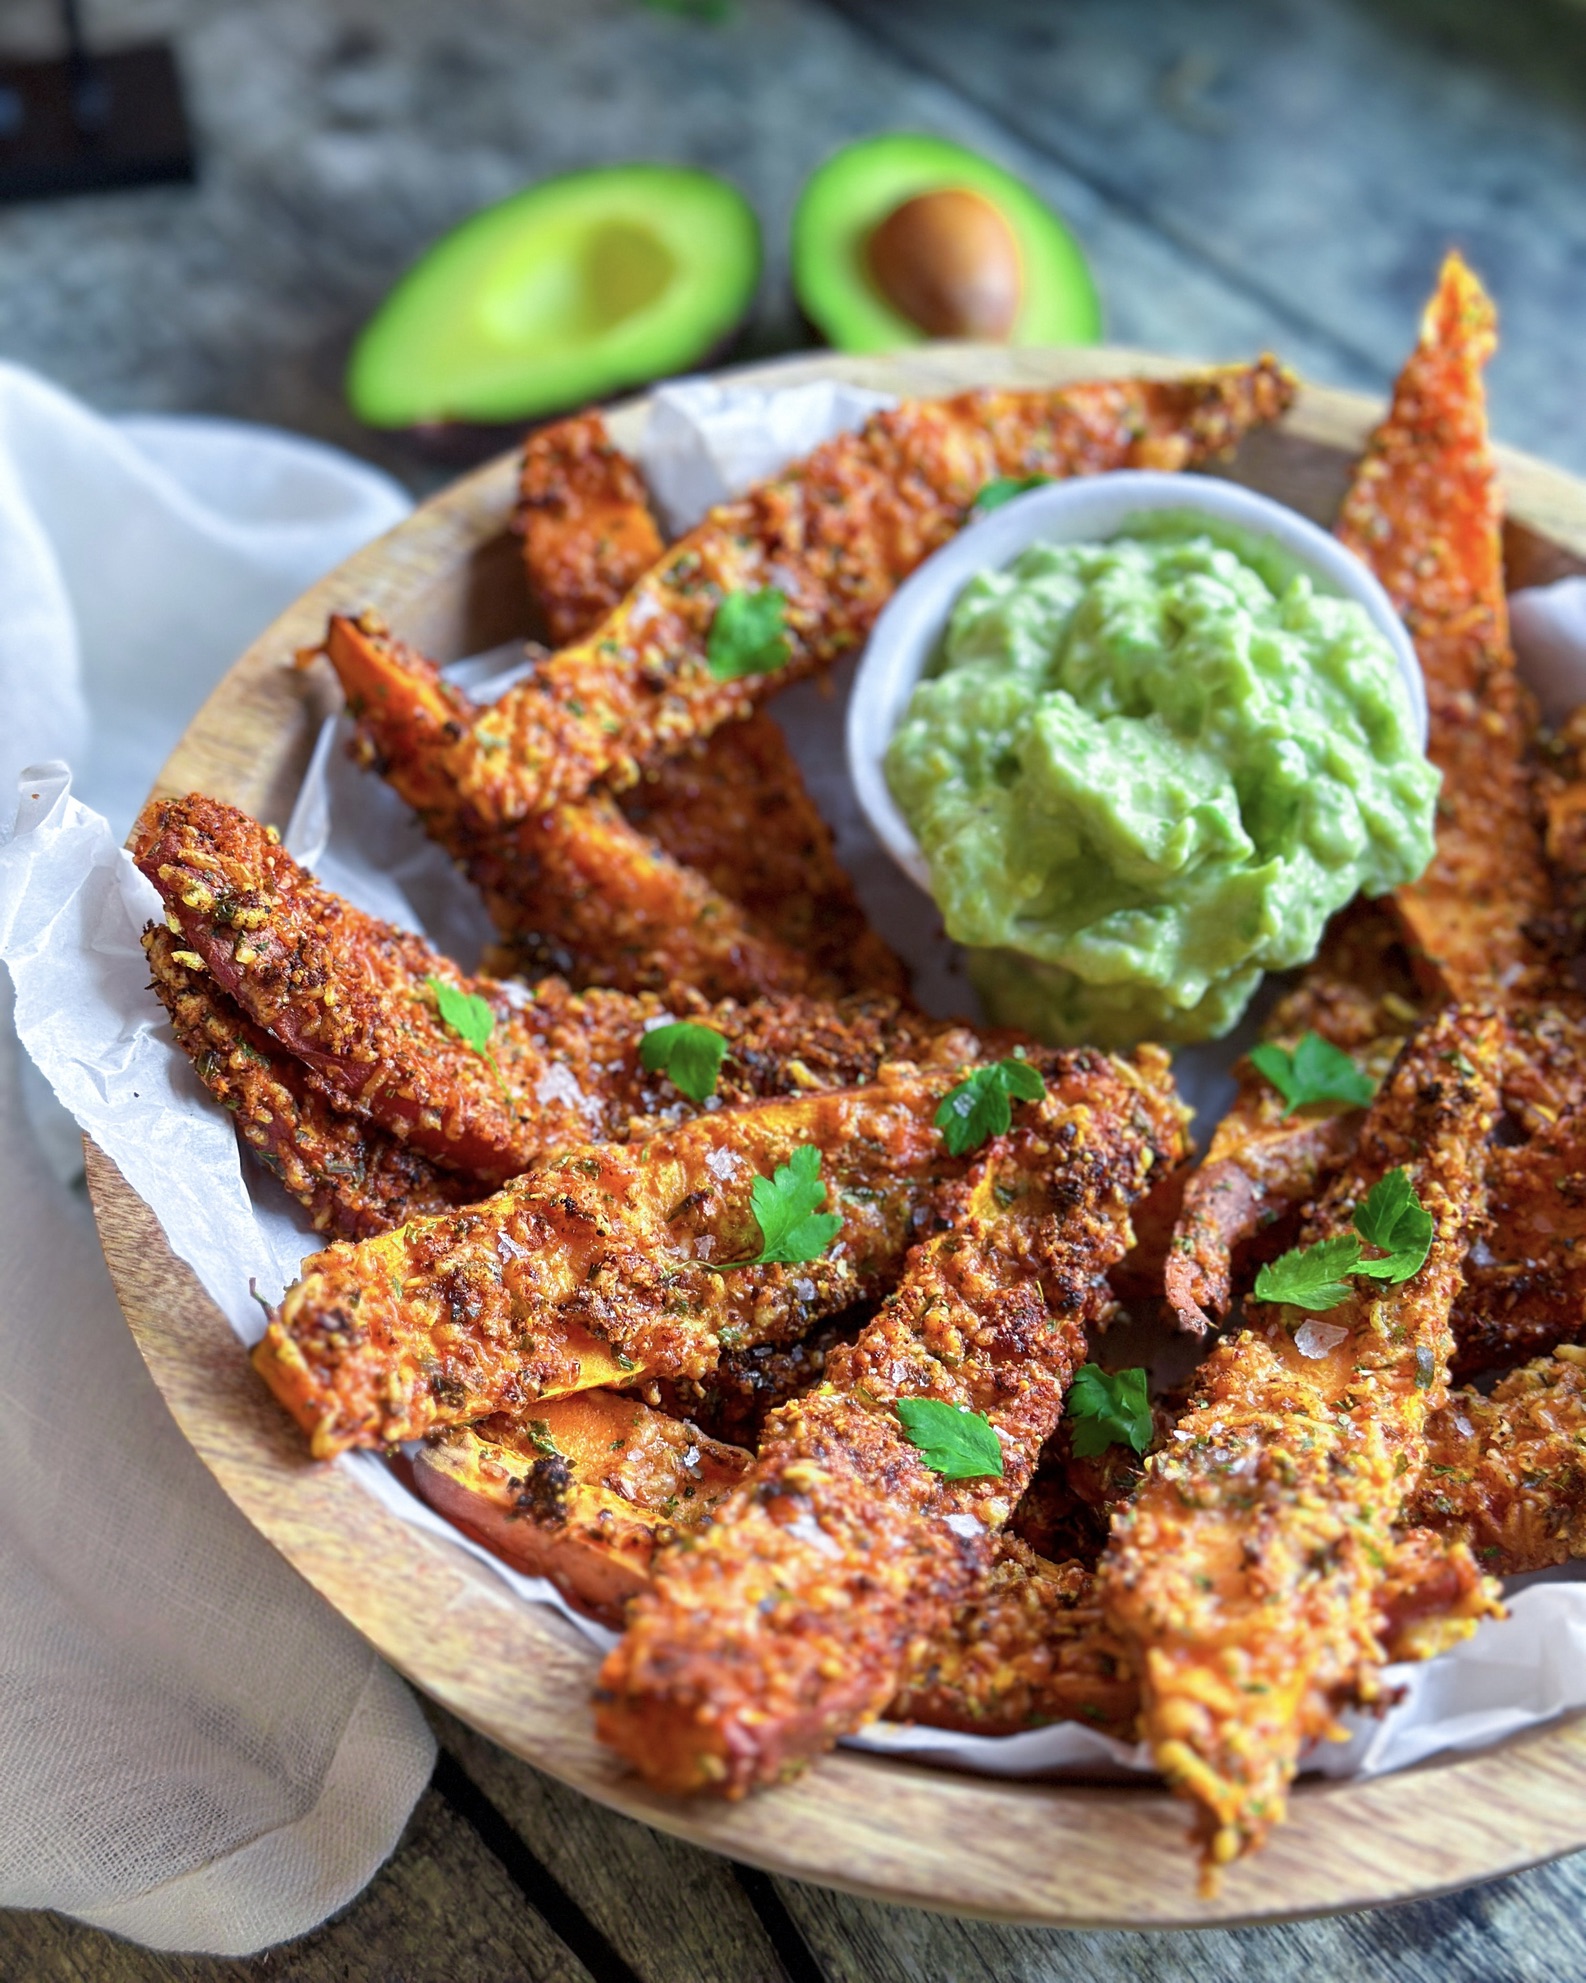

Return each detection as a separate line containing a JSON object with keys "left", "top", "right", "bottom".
{"left": 0, "top": 364, "right": 435, "bottom": 1956}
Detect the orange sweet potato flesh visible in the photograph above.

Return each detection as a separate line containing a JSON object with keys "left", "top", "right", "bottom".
{"left": 415, "top": 1391, "right": 752, "bottom": 1625}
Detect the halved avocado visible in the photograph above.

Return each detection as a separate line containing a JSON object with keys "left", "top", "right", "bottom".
{"left": 793, "top": 134, "right": 1100, "bottom": 353}
{"left": 349, "top": 164, "right": 761, "bottom": 428}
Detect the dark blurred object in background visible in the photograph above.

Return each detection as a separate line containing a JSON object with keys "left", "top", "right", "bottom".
{"left": 0, "top": 0, "right": 193, "bottom": 202}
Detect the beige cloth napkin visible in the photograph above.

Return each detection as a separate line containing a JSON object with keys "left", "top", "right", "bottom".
{"left": 0, "top": 365, "right": 434, "bottom": 1955}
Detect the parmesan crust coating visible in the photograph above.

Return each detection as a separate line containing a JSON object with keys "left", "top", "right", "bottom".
{"left": 367, "top": 362, "right": 1296, "bottom": 827}
{"left": 144, "top": 926, "right": 474, "bottom": 1238}
{"left": 516, "top": 411, "right": 665, "bottom": 647}
{"left": 1413, "top": 1347, "right": 1586, "bottom": 1573}
{"left": 1451, "top": 1002, "right": 1586, "bottom": 1375}
{"left": 514, "top": 410, "right": 908, "bottom": 997}
{"left": 1165, "top": 909, "right": 1418, "bottom": 1332}
{"left": 594, "top": 1049, "right": 1187, "bottom": 1795}
{"left": 414, "top": 1390, "right": 752, "bottom": 1625}
{"left": 326, "top": 614, "right": 833, "bottom": 1003}
{"left": 1101, "top": 1008, "right": 1503, "bottom": 1877}
{"left": 1335, "top": 253, "right": 1552, "bottom": 1004}
{"left": 614, "top": 713, "right": 909, "bottom": 999}
{"left": 135, "top": 792, "right": 971, "bottom": 1190}
{"left": 258, "top": 1067, "right": 1001, "bottom": 1458}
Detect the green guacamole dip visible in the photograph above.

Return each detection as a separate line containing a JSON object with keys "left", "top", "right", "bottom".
{"left": 884, "top": 515, "right": 1437, "bottom": 1046}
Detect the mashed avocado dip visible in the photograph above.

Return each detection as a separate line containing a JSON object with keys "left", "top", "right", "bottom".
{"left": 884, "top": 515, "right": 1437, "bottom": 1046}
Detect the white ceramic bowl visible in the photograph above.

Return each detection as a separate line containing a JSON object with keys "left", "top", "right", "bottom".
{"left": 845, "top": 470, "right": 1428, "bottom": 895}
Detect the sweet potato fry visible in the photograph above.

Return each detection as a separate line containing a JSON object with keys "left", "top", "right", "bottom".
{"left": 1336, "top": 254, "right": 1551, "bottom": 1002}
{"left": 353, "top": 362, "right": 1295, "bottom": 828}
{"left": 1412, "top": 1347, "right": 1586, "bottom": 1573}
{"left": 594, "top": 1049, "right": 1186, "bottom": 1795}
{"left": 415, "top": 1390, "right": 752, "bottom": 1624}
{"left": 256, "top": 1067, "right": 1014, "bottom": 1457}
{"left": 517, "top": 411, "right": 665, "bottom": 647}
{"left": 144, "top": 925, "right": 474, "bottom": 1238}
{"left": 514, "top": 412, "right": 908, "bottom": 997}
{"left": 326, "top": 613, "right": 834, "bottom": 1002}
{"left": 1102, "top": 1008, "right": 1502, "bottom": 1878}
{"left": 136, "top": 792, "right": 971, "bottom": 1189}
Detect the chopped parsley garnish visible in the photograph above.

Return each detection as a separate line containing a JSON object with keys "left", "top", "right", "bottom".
{"left": 1252, "top": 1168, "right": 1434, "bottom": 1312}
{"left": 935, "top": 1058, "right": 1047, "bottom": 1156}
{"left": 1251, "top": 1233, "right": 1367, "bottom": 1312}
{"left": 896, "top": 1398, "right": 1004, "bottom": 1479}
{"left": 640, "top": 1020, "right": 727, "bottom": 1103}
{"left": 1066, "top": 1364, "right": 1154, "bottom": 1458}
{"left": 972, "top": 474, "right": 1052, "bottom": 514}
{"left": 427, "top": 975, "right": 507, "bottom": 1096}
{"left": 1248, "top": 1033, "right": 1376, "bottom": 1117}
{"left": 708, "top": 1144, "right": 840, "bottom": 1270}
{"left": 705, "top": 587, "right": 790, "bottom": 680}
{"left": 1350, "top": 1166, "right": 1435, "bottom": 1283}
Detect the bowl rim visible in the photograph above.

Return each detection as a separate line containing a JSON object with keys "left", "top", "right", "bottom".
{"left": 846, "top": 467, "right": 1429, "bottom": 896}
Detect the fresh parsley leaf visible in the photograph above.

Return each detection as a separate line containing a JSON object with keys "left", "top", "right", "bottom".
{"left": 1252, "top": 1234, "right": 1364, "bottom": 1311}
{"left": 640, "top": 1021, "right": 727, "bottom": 1103}
{"left": 896, "top": 1397, "right": 1004, "bottom": 1479}
{"left": 972, "top": 474, "right": 1052, "bottom": 514}
{"left": 427, "top": 975, "right": 507, "bottom": 1095}
{"left": 1248, "top": 1033, "right": 1376, "bottom": 1117}
{"left": 1066, "top": 1364, "right": 1154, "bottom": 1459}
{"left": 1251, "top": 1169, "right": 1435, "bottom": 1311}
{"left": 709, "top": 1143, "right": 841, "bottom": 1270}
{"left": 1351, "top": 1167, "right": 1434, "bottom": 1284}
{"left": 705, "top": 587, "right": 790, "bottom": 680}
{"left": 935, "top": 1058, "right": 1047, "bottom": 1156}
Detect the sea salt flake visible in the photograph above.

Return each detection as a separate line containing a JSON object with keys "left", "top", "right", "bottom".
{"left": 942, "top": 1512, "right": 982, "bottom": 1539}
{"left": 793, "top": 1277, "right": 816, "bottom": 1302}
{"left": 705, "top": 1147, "right": 743, "bottom": 1181}
{"left": 536, "top": 1062, "right": 598, "bottom": 1118}
{"left": 785, "top": 1512, "right": 840, "bottom": 1556}
{"left": 1294, "top": 1318, "right": 1350, "bottom": 1359}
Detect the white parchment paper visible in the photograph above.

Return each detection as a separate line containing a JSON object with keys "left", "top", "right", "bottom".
{"left": 6, "top": 376, "right": 1586, "bottom": 1785}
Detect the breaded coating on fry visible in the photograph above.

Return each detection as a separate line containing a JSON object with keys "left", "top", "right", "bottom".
{"left": 1336, "top": 254, "right": 1551, "bottom": 1003}
{"left": 514, "top": 412, "right": 909, "bottom": 997}
{"left": 649, "top": 1313, "right": 865, "bottom": 1450}
{"left": 1102, "top": 1008, "right": 1502, "bottom": 1878}
{"left": 517, "top": 411, "right": 665, "bottom": 647}
{"left": 1452, "top": 1002, "right": 1586, "bottom": 1376}
{"left": 135, "top": 792, "right": 971, "bottom": 1188}
{"left": 1412, "top": 1347, "right": 1586, "bottom": 1573}
{"left": 415, "top": 1390, "right": 752, "bottom": 1625}
{"left": 615, "top": 713, "right": 908, "bottom": 998}
{"left": 258, "top": 1069, "right": 994, "bottom": 1458}
{"left": 1165, "top": 913, "right": 1417, "bottom": 1332}
{"left": 326, "top": 614, "right": 833, "bottom": 1002}
{"left": 594, "top": 1049, "right": 1187, "bottom": 1795}
{"left": 891, "top": 1524, "right": 1491, "bottom": 1739}
{"left": 363, "top": 363, "right": 1295, "bottom": 827}
{"left": 145, "top": 926, "right": 474, "bottom": 1238}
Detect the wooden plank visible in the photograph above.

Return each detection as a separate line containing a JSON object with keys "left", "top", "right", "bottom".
{"left": 776, "top": 1846, "right": 1586, "bottom": 1981}
{"left": 0, "top": 1787, "right": 593, "bottom": 1983}
{"left": 431, "top": 1707, "right": 794, "bottom": 1983}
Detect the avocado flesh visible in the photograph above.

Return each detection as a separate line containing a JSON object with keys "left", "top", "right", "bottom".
{"left": 793, "top": 134, "right": 1100, "bottom": 354}
{"left": 350, "top": 164, "right": 761, "bottom": 428}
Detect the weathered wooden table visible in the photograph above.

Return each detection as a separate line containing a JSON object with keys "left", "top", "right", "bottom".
{"left": 6, "top": 0, "right": 1586, "bottom": 1974}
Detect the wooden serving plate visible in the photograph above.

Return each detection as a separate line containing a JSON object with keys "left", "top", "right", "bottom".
{"left": 87, "top": 345, "right": 1586, "bottom": 1929}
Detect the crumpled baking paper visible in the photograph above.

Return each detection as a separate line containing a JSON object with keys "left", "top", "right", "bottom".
{"left": 6, "top": 373, "right": 1586, "bottom": 1790}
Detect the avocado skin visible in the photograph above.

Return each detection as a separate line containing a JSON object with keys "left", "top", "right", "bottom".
{"left": 349, "top": 163, "right": 761, "bottom": 430}
{"left": 793, "top": 134, "right": 1100, "bottom": 355}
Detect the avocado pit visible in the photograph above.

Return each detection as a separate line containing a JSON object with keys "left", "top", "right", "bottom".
{"left": 866, "top": 187, "right": 1023, "bottom": 341}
